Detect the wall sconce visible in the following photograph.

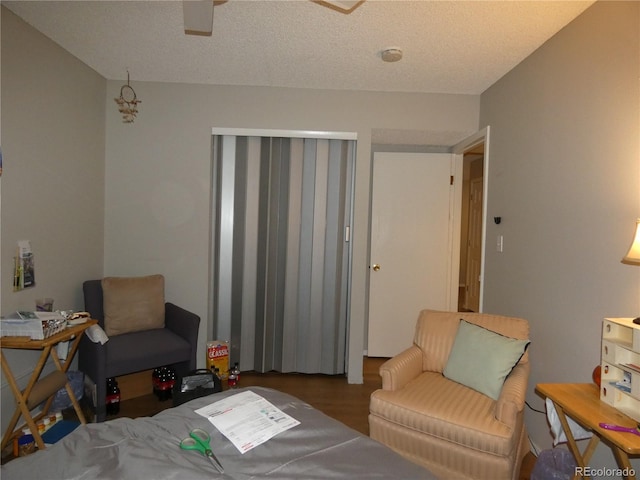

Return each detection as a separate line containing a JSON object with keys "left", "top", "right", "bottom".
{"left": 114, "top": 71, "right": 141, "bottom": 123}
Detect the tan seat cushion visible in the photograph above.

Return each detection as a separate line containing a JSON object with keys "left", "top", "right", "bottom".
{"left": 102, "top": 274, "right": 165, "bottom": 336}
{"left": 370, "top": 372, "right": 514, "bottom": 456}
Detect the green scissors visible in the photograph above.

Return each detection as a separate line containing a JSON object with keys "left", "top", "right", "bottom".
{"left": 180, "top": 428, "right": 224, "bottom": 473}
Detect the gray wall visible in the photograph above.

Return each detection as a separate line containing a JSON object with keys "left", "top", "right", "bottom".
{"left": 102, "top": 81, "right": 480, "bottom": 384}
{"left": 480, "top": 0, "right": 639, "bottom": 472}
{"left": 4, "top": 3, "right": 638, "bottom": 474}
{"left": 0, "top": 8, "right": 106, "bottom": 429}
{"left": 0, "top": 4, "right": 481, "bottom": 433}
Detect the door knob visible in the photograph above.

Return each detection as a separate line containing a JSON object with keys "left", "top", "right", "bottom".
{"left": 372, "top": 264, "right": 381, "bottom": 271}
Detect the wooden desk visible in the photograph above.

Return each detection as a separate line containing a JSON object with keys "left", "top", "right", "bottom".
{"left": 536, "top": 383, "right": 640, "bottom": 480}
{"left": 0, "top": 320, "right": 96, "bottom": 450}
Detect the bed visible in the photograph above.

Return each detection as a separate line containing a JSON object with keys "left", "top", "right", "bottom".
{"left": 1, "top": 386, "right": 437, "bottom": 479}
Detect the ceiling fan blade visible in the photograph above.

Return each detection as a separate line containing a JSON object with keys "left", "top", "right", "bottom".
{"left": 183, "top": 0, "right": 214, "bottom": 36}
{"left": 313, "top": 0, "right": 364, "bottom": 14}
{"left": 182, "top": 0, "right": 361, "bottom": 37}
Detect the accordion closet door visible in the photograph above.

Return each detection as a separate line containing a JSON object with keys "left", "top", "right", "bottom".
{"left": 211, "top": 131, "right": 356, "bottom": 375}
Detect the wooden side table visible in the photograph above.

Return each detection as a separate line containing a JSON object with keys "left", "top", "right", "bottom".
{"left": 0, "top": 320, "right": 96, "bottom": 450}
{"left": 536, "top": 383, "right": 640, "bottom": 480}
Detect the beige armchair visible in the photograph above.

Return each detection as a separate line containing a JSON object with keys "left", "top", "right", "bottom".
{"left": 369, "top": 309, "right": 530, "bottom": 480}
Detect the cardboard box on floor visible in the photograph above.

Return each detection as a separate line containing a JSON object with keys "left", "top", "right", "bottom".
{"left": 206, "top": 340, "right": 229, "bottom": 380}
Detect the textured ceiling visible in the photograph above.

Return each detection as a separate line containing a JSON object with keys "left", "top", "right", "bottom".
{"left": 4, "top": 0, "right": 594, "bottom": 95}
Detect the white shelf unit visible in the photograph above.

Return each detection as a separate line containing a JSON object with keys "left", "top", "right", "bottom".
{"left": 600, "top": 317, "right": 640, "bottom": 422}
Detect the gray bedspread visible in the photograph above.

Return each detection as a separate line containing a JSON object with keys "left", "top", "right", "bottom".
{"left": 2, "top": 387, "right": 437, "bottom": 479}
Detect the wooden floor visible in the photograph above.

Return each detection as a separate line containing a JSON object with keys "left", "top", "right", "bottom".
{"left": 111, "top": 357, "right": 536, "bottom": 479}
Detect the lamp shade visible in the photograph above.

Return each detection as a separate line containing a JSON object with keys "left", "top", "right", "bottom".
{"left": 622, "top": 219, "right": 640, "bottom": 265}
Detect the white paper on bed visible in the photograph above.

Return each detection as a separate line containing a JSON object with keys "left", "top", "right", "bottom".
{"left": 195, "top": 390, "right": 300, "bottom": 453}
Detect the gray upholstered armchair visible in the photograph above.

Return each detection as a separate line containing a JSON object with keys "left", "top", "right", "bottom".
{"left": 78, "top": 275, "right": 199, "bottom": 422}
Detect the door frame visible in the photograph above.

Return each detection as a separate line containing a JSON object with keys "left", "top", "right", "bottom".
{"left": 453, "top": 126, "right": 490, "bottom": 313}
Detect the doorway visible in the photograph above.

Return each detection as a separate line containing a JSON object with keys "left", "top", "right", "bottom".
{"left": 453, "top": 127, "right": 490, "bottom": 313}
{"left": 458, "top": 147, "right": 484, "bottom": 311}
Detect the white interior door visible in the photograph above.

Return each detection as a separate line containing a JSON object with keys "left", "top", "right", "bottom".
{"left": 367, "top": 152, "right": 456, "bottom": 357}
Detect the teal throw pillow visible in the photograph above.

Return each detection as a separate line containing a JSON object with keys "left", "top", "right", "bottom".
{"left": 443, "top": 319, "right": 530, "bottom": 400}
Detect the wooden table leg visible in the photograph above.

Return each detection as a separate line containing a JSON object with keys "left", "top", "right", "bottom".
{"left": 0, "top": 350, "right": 50, "bottom": 450}
{"left": 63, "top": 333, "right": 83, "bottom": 373}
{"left": 553, "top": 401, "right": 636, "bottom": 480}
{"left": 1, "top": 354, "right": 28, "bottom": 450}
{"left": 612, "top": 446, "right": 637, "bottom": 480}
{"left": 50, "top": 346, "right": 86, "bottom": 424}
{"left": 553, "top": 401, "right": 599, "bottom": 479}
